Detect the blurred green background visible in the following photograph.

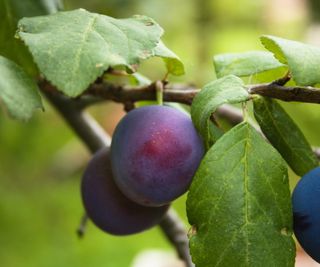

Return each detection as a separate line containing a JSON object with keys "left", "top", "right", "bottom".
{"left": 1, "top": 0, "right": 320, "bottom": 266}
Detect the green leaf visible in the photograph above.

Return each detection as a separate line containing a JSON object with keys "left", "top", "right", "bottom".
{"left": 253, "top": 97, "right": 318, "bottom": 176}
{"left": 214, "top": 51, "right": 285, "bottom": 78}
{"left": 153, "top": 41, "right": 185, "bottom": 76}
{"left": 191, "top": 75, "right": 249, "bottom": 148}
{"left": 17, "top": 9, "right": 165, "bottom": 97}
{"left": 207, "top": 121, "right": 224, "bottom": 146}
{"left": 0, "top": 0, "right": 62, "bottom": 75}
{"left": 241, "top": 66, "right": 288, "bottom": 85}
{"left": 187, "top": 122, "right": 295, "bottom": 267}
{"left": 129, "top": 73, "right": 151, "bottom": 86}
{"left": 0, "top": 56, "right": 42, "bottom": 120}
{"left": 261, "top": 35, "right": 320, "bottom": 86}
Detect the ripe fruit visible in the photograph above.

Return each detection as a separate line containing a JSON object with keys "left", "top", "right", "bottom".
{"left": 81, "top": 148, "right": 169, "bottom": 235}
{"left": 292, "top": 166, "right": 320, "bottom": 263}
{"left": 111, "top": 105, "right": 204, "bottom": 207}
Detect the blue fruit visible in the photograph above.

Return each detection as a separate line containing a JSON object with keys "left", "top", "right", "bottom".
{"left": 81, "top": 148, "right": 169, "bottom": 235}
{"left": 292, "top": 166, "right": 320, "bottom": 263}
{"left": 111, "top": 105, "right": 204, "bottom": 207}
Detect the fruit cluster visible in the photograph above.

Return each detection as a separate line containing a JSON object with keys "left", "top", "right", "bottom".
{"left": 81, "top": 105, "right": 204, "bottom": 235}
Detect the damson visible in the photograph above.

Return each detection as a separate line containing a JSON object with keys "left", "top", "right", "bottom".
{"left": 111, "top": 105, "right": 204, "bottom": 207}
{"left": 292, "top": 166, "right": 320, "bottom": 263}
{"left": 81, "top": 148, "right": 169, "bottom": 235}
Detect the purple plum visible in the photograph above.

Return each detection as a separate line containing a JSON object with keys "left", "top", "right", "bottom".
{"left": 81, "top": 148, "right": 169, "bottom": 235}
{"left": 111, "top": 105, "right": 204, "bottom": 207}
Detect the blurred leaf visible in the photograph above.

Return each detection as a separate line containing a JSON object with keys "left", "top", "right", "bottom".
{"left": 17, "top": 9, "right": 163, "bottom": 97}
{"left": 261, "top": 35, "right": 320, "bottom": 86}
{"left": 187, "top": 122, "right": 295, "bottom": 267}
{"left": 0, "top": 56, "right": 42, "bottom": 120}
{"left": 0, "top": 0, "right": 63, "bottom": 75}
{"left": 214, "top": 51, "right": 284, "bottom": 78}
{"left": 153, "top": 41, "right": 185, "bottom": 76}
{"left": 191, "top": 75, "right": 249, "bottom": 148}
{"left": 253, "top": 97, "right": 318, "bottom": 176}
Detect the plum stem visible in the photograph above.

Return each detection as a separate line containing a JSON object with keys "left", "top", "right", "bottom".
{"left": 40, "top": 83, "right": 195, "bottom": 266}
{"left": 155, "top": 80, "right": 164, "bottom": 106}
{"left": 77, "top": 213, "right": 89, "bottom": 238}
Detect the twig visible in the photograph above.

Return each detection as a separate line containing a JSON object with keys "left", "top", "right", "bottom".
{"left": 271, "top": 71, "right": 291, "bottom": 86}
{"left": 77, "top": 213, "right": 89, "bottom": 238}
{"left": 248, "top": 84, "right": 320, "bottom": 104}
{"left": 42, "top": 78, "right": 320, "bottom": 109}
{"left": 87, "top": 82, "right": 198, "bottom": 105}
{"left": 41, "top": 91, "right": 111, "bottom": 152}
{"left": 159, "top": 209, "right": 194, "bottom": 267}
{"left": 216, "top": 105, "right": 244, "bottom": 125}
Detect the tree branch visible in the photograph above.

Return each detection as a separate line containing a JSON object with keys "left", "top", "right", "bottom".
{"left": 40, "top": 83, "right": 194, "bottom": 266}
{"left": 87, "top": 82, "right": 198, "bottom": 105}
{"left": 42, "top": 78, "right": 320, "bottom": 109}
{"left": 41, "top": 83, "right": 111, "bottom": 153}
{"left": 159, "top": 209, "right": 194, "bottom": 267}
{"left": 248, "top": 83, "right": 320, "bottom": 104}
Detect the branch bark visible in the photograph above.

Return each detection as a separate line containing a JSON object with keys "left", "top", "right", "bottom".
{"left": 248, "top": 84, "right": 320, "bottom": 104}
{"left": 41, "top": 78, "right": 320, "bottom": 109}
{"left": 86, "top": 80, "right": 320, "bottom": 105}
{"left": 40, "top": 84, "right": 194, "bottom": 267}
{"left": 159, "top": 209, "right": 194, "bottom": 267}
{"left": 87, "top": 81, "right": 198, "bottom": 105}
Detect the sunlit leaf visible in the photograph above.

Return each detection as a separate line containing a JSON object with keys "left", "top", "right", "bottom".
{"left": 17, "top": 9, "right": 164, "bottom": 96}
{"left": 261, "top": 35, "right": 320, "bottom": 86}
{"left": 153, "top": 41, "right": 185, "bottom": 76}
{"left": 214, "top": 51, "right": 285, "bottom": 78}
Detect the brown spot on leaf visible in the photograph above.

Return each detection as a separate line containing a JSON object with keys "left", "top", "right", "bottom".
{"left": 188, "top": 225, "right": 197, "bottom": 238}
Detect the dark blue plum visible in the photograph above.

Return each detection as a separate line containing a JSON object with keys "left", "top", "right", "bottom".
{"left": 292, "top": 166, "right": 320, "bottom": 263}
{"left": 111, "top": 105, "right": 204, "bottom": 207}
{"left": 81, "top": 148, "right": 169, "bottom": 235}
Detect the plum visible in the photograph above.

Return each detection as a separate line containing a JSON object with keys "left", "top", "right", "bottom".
{"left": 111, "top": 105, "right": 204, "bottom": 207}
{"left": 292, "top": 166, "right": 320, "bottom": 263}
{"left": 81, "top": 148, "right": 169, "bottom": 235}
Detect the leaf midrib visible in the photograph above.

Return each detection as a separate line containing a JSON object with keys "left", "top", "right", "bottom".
{"left": 67, "top": 13, "right": 99, "bottom": 89}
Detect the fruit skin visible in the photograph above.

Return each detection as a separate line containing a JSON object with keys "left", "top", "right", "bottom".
{"left": 111, "top": 105, "right": 204, "bottom": 207}
{"left": 292, "top": 166, "right": 320, "bottom": 263}
{"left": 81, "top": 148, "right": 169, "bottom": 235}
